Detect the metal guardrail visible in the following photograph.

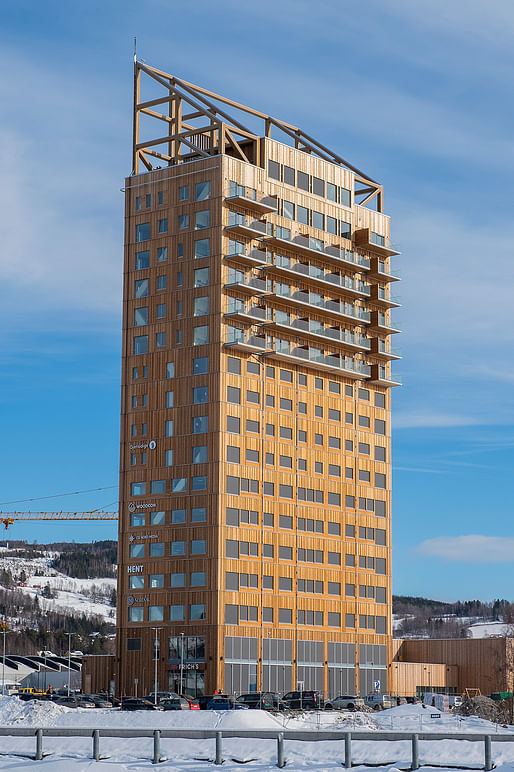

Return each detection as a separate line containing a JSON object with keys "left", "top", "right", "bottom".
{"left": 0, "top": 727, "right": 510, "bottom": 767}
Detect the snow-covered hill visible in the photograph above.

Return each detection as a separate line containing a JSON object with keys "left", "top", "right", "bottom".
{"left": 0, "top": 546, "right": 116, "bottom": 626}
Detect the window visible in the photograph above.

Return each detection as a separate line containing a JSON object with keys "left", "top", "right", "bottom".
{"left": 192, "top": 445, "right": 207, "bottom": 464}
{"left": 246, "top": 419, "right": 259, "bottom": 433}
{"left": 268, "top": 160, "right": 280, "bottom": 180}
{"left": 227, "top": 386, "right": 240, "bottom": 404}
{"left": 135, "top": 279, "right": 149, "bottom": 298}
{"left": 195, "top": 210, "right": 210, "bottom": 230}
{"left": 280, "top": 369, "right": 293, "bottom": 383}
{"left": 328, "top": 436, "right": 341, "bottom": 450}
{"left": 193, "top": 386, "right": 208, "bottom": 404}
{"left": 359, "top": 388, "right": 370, "bottom": 401}
{"left": 314, "top": 433, "right": 323, "bottom": 446}
{"left": 149, "top": 542, "right": 164, "bottom": 557}
{"left": 340, "top": 220, "right": 351, "bottom": 238}
{"left": 158, "top": 218, "right": 168, "bottom": 233}
{"left": 172, "top": 478, "right": 187, "bottom": 493}
{"left": 179, "top": 214, "right": 189, "bottom": 230}
{"left": 194, "top": 238, "right": 210, "bottom": 259}
{"left": 359, "top": 442, "right": 370, "bottom": 455}
{"left": 279, "top": 608, "right": 292, "bottom": 624}
{"left": 225, "top": 604, "right": 238, "bottom": 624}
{"left": 170, "top": 573, "right": 185, "bottom": 588}
{"left": 359, "top": 415, "right": 370, "bottom": 428}
{"left": 170, "top": 605, "right": 185, "bottom": 621}
{"left": 280, "top": 426, "right": 292, "bottom": 440}
{"left": 136, "top": 223, "right": 150, "bottom": 242}
{"left": 328, "top": 612, "right": 340, "bottom": 627}
{"left": 279, "top": 546, "right": 292, "bottom": 560}
{"left": 157, "top": 191, "right": 163, "bottom": 205}
{"left": 129, "top": 606, "right": 144, "bottom": 622}
{"left": 375, "top": 419, "right": 386, "bottom": 435}
{"left": 129, "top": 543, "right": 144, "bottom": 558}
{"left": 134, "top": 307, "right": 148, "bottom": 327}
{"left": 155, "top": 332, "right": 166, "bottom": 348}
{"left": 375, "top": 392, "right": 386, "bottom": 408}
{"left": 129, "top": 576, "right": 144, "bottom": 589}
{"left": 246, "top": 449, "right": 259, "bottom": 463}
{"left": 171, "top": 509, "right": 186, "bottom": 524}
{"left": 136, "top": 196, "right": 141, "bottom": 210}
{"left": 375, "top": 473, "right": 387, "bottom": 489}
{"left": 135, "top": 250, "right": 149, "bottom": 270}
{"left": 192, "top": 325, "right": 208, "bottom": 345}
{"left": 192, "top": 506, "right": 207, "bottom": 524}
{"left": 297, "top": 170, "right": 309, "bottom": 191}
{"left": 130, "top": 512, "right": 145, "bottom": 527}
{"left": 149, "top": 573, "right": 164, "bottom": 589}
{"left": 359, "top": 470, "right": 370, "bottom": 483}
{"left": 179, "top": 185, "right": 189, "bottom": 201}
{"left": 328, "top": 409, "right": 340, "bottom": 422}
{"left": 266, "top": 424, "right": 275, "bottom": 436}
{"left": 130, "top": 482, "right": 146, "bottom": 496}
{"left": 226, "top": 416, "right": 240, "bottom": 434}
{"left": 178, "top": 243, "right": 183, "bottom": 258}
{"left": 191, "top": 539, "right": 206, "bottom": 554}
{"left": 177, "top": 270, "right": 183, "bottom": 285}
{"left": 227, "top": 356, "right": 241, "bottom": 374}
{"left": 165, "top": 420, "right": 174, "bottom": 437}
{"left": 280, "top": 398, "right": 292, "bottom": 411}
{"left": 247, "top": 390, "right": 259, "bottom": 404}
{"left": 283, "top": 200, "right": 295, "bottom": 219}
{"left": 192, "top": 415, "right": 208, "bottom": 434}
{"left": 190, "top": 572, "right": 206, "bottom": 587}
{"left": 328, "top": 464, "right": 340, "bottom": 477}
{"left": 279, "top": 485, "right": 293, "bottom": 499}
{"left": 375, "top": 445, "right": 386, "bottom": 462}
{"left": 150, "top": 480, "right": 166, "bottom": 494}
{"left": 312, "top": 210, "right": 324, "bottom": 230}
{"left": 171, "top": 540, "right": 186, "bottom": 556}
{"left": 192, "top": 475, "right": 207, "bottom": 490}
{"left": 345, "top": 554, "right": 355, "bottom": 567}
{"left": 156, "top": 303, "right": 166, "bottom": 319}
{"left": 195, "top": 181, "right": 211, "bottom": 201}
{"left": 328, "top": 551, "right": 341, "bottom": 565}
{"left": 279, "top": 577, "right": 293, "bottom": 591}
{"left": 193, "top": 296, "right": 209, "bottom": 317}
{"left": 166, "top": 362, "right": 175, "bottom": 379}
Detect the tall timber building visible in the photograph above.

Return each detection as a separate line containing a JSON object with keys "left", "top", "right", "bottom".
{"left": 116, "top": 61, "right": 401, "bottom": 698}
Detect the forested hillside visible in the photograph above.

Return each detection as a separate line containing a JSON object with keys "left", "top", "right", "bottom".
{"left": 393, "top": 595, "right": 514, "bottom": 638}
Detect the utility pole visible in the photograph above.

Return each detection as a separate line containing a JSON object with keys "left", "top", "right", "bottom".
{"left": 67, "top": 632, "right": 73, "bottom": 697}
{"left": 2, "top": 621, "right": 6, "bottom": 696}
{"left": 180, "top": 632, "right": 185, "bottom": 696}
{"left": 151, "top": 628, "right": 161, "bottom": 705}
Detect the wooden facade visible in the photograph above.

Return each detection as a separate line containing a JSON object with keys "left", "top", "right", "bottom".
{"left": 116, "top": 65, "right": 400, "bottom": 699}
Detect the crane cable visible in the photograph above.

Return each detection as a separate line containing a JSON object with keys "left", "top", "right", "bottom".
{"left": 0, "top": 486, "right": 118, "bottom": 507}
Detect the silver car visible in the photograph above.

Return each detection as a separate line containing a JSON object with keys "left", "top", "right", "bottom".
{"left": 325, "top": 695, "right": 366, "bottom": 711}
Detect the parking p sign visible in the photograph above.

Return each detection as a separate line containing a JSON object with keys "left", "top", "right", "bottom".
{"left": 374, "top": 680, "right": 380, "bottom": 690}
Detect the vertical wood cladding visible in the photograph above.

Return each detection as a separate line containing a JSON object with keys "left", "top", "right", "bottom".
{"left": 116, "top": 141, "right": 398, "bottom": 698}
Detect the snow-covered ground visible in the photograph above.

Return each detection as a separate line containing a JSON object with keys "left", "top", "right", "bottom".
{"left": 468, "top": 620, "right": 514, "bottom": 638}
{"left": 1, "top": 698, "right": 514, "bottom": 770}
{"left": 0, "top": 547, "right": 116, "bottom": 624}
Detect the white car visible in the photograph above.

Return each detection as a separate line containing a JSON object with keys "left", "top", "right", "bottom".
{"left": 325, "top": 695, "right": 366, "bottom": 711}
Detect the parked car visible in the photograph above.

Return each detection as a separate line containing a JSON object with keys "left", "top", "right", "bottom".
{"left": 121, "top": 697, "right": 161, "bottom": 711}
{"left": 144, "top": 691, "right": 179, "bottom": 705}
{"left": 84, "top": 694, "right": 113, "bottom": 708}
{"left": 160, "top": 696, "right": 191, "bottom": 711}
{"left": 364, "top": 694, "right": 396, "bottom": 710}
{"left": 180, "top": 694, "right": 200, "bottom": 710}
{"left": 324, "top": 695, "right": 366, "bottom": 711}
{"left": 207, "top": 695, "right": 248, "bottom": 710}
{"left": 197, "top": 694, "right": 215, "bottom": 710}
{"left": 281, "top": 691, "right": 324, "bottom": 710}
{"left": 236, "top": 692, "right": 285, "bottom": 710}
{"left": 55, "top": 696, "right": 96, "bottom": 709}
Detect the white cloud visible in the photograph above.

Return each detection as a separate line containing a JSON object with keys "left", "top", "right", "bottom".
{"left": 417, "top": 534, "right": 514, "bottom": 563}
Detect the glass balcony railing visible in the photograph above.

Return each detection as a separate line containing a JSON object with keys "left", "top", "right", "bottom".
{"left": 267, "top": 338, "right": 371, "bottom": 376}
{"left": 225, "top": 276, "right": 267, "bottom": 293}
{"left": 226, "top": 303, "right": 267, "bottom": 320}
{"left": 285, "top": 291, "right": 371, "bottom": 322}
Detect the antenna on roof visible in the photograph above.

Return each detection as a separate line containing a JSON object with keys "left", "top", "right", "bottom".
{"left": 133, "top": 36, "right": 137, "bottom": 62}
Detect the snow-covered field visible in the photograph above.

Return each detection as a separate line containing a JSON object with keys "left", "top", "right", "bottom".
{"left": 0, "top": 547, "right": 116, "bottom": 624}
{"left": 1, "top": 698, "right": 514, "bottom": 770}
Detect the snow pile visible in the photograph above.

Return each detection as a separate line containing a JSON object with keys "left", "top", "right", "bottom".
{"left": 0, "top": 696, "right": 69, "bottom": 726}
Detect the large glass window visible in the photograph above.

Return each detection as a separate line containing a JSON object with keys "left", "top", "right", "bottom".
{"left": 129, "top": 576, "right": 144, "bottom": 589}
{"left": 136, "top": 223, "right": 150, "bottom": 242}
{"left": 134, "top": 307, "right": 148, "bottom": 327}
{"left": 192, "top": 475, "right": 207, "bottom": 490}
{"left": 193, "top": 356, "right": 208, "bottom": 374}
{"left": 195, "top": 210, "right": 210, "bottom": 230}
{"left": 129, "top": 606, "right": 144, "bottom": 622}
{"left": 195, "top": 181, "right": 211, "bottom": 201}
{"left": 190, "top": 571, "right": 206, "bottom": 586}
{"left": 130, "top": 482, "right": 146, "bottom": 496}
{"left": 179, "top": 185, "right": 189, "bottom": 201}
{"left": 149, "top": 542, "right": 165, "bottom": 557}
{"left": 192, "top": 446, "right": 208, "bottom": 464}
{"left": 191, "top": 539, "right": 206, "bottom": 554}
{"left": 135, "top": 279, "right": 149, "bottom": 298}
{"left": 194, "top": 296, "right": 209, "bottom": 316}
{"left": 193, "top": 325, "right": 209, "bottom": 345}
{"left": 150, "top": 510, "right": 165, "bottom": 525}
{"left": 190, "top": 604, "right": 206, "bottom": 620}
{"left": 133, "top": 335, "right": 148, "bottom": 354}
{"left": 193, "top": 386, "right": 208, "bottom": 404}
{"left": 192, "top": 415, "right": 208, "bottom": 433}
{"left": 135, "top": 251, "right": 150, "bottom": 270}
{"left": 194, "top": 267, "right": 210, "bottom": 287}
{"left": 171, "top": 508, "right": 186, "bottom": 524}
{"left": 170, "top": 605, "right": 184, "bottom": 621}
{"left": 150, "top": 480, "right": 166, "bottom": 494}
{"left": 129, "top": 543, "right": 144, "bottom": 558}
{"left": 171, "top": 540, "right": 186, "bottom": 555}
{"left": 149, "top": 606, "right": 164, "bottom": 621}
{"left": 171, "top": 573, "right": 185, "bottom": 587}
{"left": 191, "top": 507, "right": 207, "bottom": 522}
{"left": 194, "top": 238, "right": 210, "bottom": 259}
{"left": 172, "top": 478, "right": 187, "bottom": 493}
{"left": 158, "top": 218, "right": 168, "bottom": 233}
{"left": 165, "top": 420, "right": 174, "bottom": 437}
{"left": 178, "top": 214, "right": 189, "bottom": 230}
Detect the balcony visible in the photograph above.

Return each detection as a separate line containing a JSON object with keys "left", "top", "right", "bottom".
{"left": 224, "top": 247, "right": 268, "bottom": 268}
{"left": 368, "top": 257, "right": 401, "bottom": 283}
{"left": 224, "top": 277, "right": 268, "bottom": 296}
{"left": 265, "top": 342, "right": 371, "bottom": 379}
{"left": 224, "top": 304, "right": 268, "bottom": 324}
{"left": 225, "top": 194, "right": 277, "bottom": 215}
{"left": 354, "top": 228, "right": 400, "bottom": 257}
{"left": 369, "top": 310, "right": 401, "bottom": 334}
{"left": 369, "top": 285, "right": 401, "bottom": 309}
{"left": 271, "top": 290, "right": 371, "bottom": 325}
{"left": 369, "top": 363, "right": 402, "bottom": 387}
{"left": 267, "top": 318, "right": 371, "bottom": 353}
{"left": 262, "top": 260, "right": 370, "bottom": 298}
{"left": 369, "top": 339, "right": 402, "bottom": 360}
{"left": 225, "top": 217, "right": 268, "bottom": 239}
{"left": 224, "top": 333, "right": 267, "bottom": 353}
{"left": 263, "top": 234, "right": 370, "bottom": 273}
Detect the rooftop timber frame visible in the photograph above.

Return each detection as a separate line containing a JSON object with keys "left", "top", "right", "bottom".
{"left": 132, "top": 60, "right": 383, "bottom": 212}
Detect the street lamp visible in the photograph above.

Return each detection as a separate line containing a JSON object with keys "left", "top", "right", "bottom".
{"left": 179, "top": 632, "right": 185, "bottom": 696}
{"left": 151, "top": 628, "right": 161, "bottom": 705}
{"left": 67, "top": 632, "right": 73, "bottom": 697}
{"left": 2, "top": 620, "right": 7, "bottom": 697}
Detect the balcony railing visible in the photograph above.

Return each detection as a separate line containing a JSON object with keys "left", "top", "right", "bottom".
{"left": 279, "top": 290, "right": 371, "bottom": 322}
{"left": 264, "top": 233, "right": 370, "bottom": 271}
{"left": 225, "top": 246, "right": 267, "bottom": 267}
{"left": 224, "top": 276, "right": 267, "bottom": 295}
{"left": 267, "top": 258, "right": 370, "bottom": 296}
{"left": 226, "top": 304, "right": 267, "bottom": 321}
{"left": 267, "top": 339, "right": 371, "bottom": 377}
{"left": 289, "top": 318, "right": 370, "bottom": 349}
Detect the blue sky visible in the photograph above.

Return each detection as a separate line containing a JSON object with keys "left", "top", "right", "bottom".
{"left": 2, "top": 0, "right": 514, "bottom": 601}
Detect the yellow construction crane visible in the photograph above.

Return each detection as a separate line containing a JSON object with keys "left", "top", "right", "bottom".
{"left": 0, "top": 512, "right": 118, "bottom": 530}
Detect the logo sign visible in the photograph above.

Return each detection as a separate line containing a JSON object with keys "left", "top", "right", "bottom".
{"left": 129, "top": 533, "right": 158, "bottom": 542}
{"left": 149, "top": 440, "right": 156, "bottom": 450}
{"left": 128, "top": 501, "right": 157, "bottom": 512}
{"left": 127, "top": 596, "right": 135, "bottom": 606}
{"left": 431, "top": 714, "right": 441, "bottom": 719}
{"left": 374, "top": 680, "right": 380, "bottom": 690}
{"left": 129, "top": 440, "right": 156, "bottom": 451}
{"left": 127, "top": 564, "right": 144, "bottom": 574}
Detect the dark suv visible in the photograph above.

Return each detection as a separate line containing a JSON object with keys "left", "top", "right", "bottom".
{"left": 282, "top": 690, "right": 324, "bottom": 710}
{"left": 236, "top": 692, "right": 284, "bottom": 710}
